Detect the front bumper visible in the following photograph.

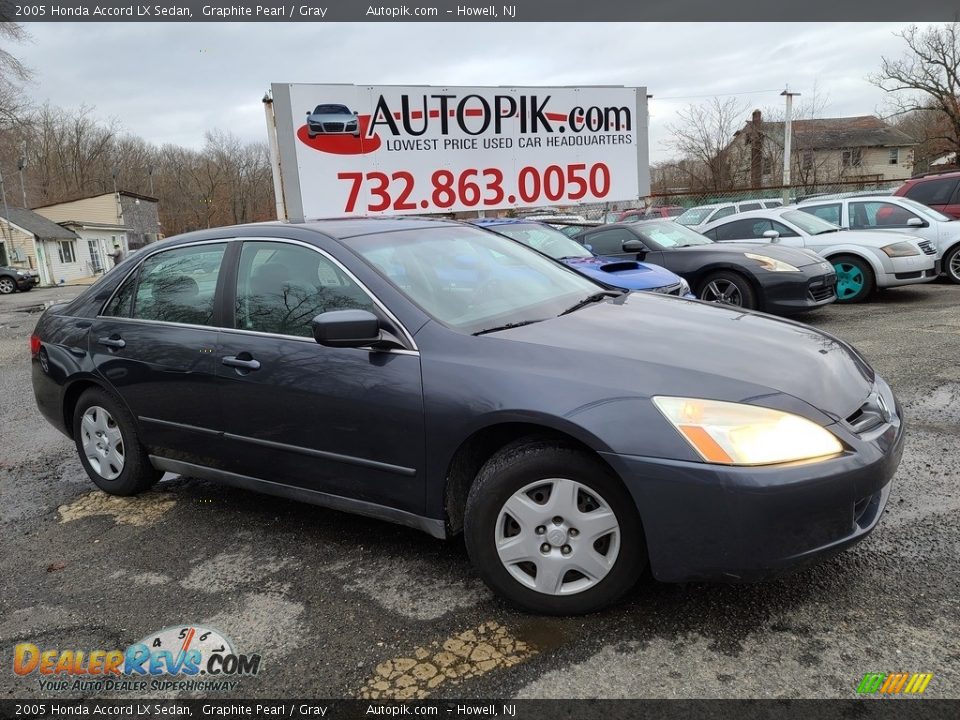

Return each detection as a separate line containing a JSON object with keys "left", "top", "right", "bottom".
{"left": 601, "top": 379, "right": 904, "bottom": 583}
{"left": 16, "top": 274, "right": 39, "bottom": 290}
{"left": 881, "top": 254, "right": 937, "bottom": 288}
{"left": 758, "top": 268, "right": 837, "bottom": 314}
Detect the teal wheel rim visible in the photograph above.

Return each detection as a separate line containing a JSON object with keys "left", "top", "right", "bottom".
{"left": 834, "top": 262, "right": 864, "bottom": 299}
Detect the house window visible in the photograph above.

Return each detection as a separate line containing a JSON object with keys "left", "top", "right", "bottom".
{"left": 888, "top": 148, "right": 900, "bottom": 165}
{"left": 842, "top": 149, "right": 863, "bottom": 168}
{"left": 802, "top": 151, "right": 814, "bottom": 171}
{"left": 761, "top": 155, "right": 772, "bottom": 175}
{"left": 58, "top": 241, "right": 76, "bottom": 264}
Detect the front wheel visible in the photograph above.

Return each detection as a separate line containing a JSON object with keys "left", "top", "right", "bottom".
{"left": 72, "top": 387, "right": 161, "bottom": 495}
{"left": 831, "top": 255, "right": 874, "bottom": 303}
{"left": 943, "top": 244, "right": 960, "bottom": 285}
{"left": 697, "top": 271, "right": 757, "bottom": 310}
{"left": 464, "top": 439, "right": 646, "bottom": 615}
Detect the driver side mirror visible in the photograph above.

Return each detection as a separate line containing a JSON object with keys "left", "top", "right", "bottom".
{"left": 762, "top": 230, "right": 780, "bottom": 242}
{"left": 312, "top": 310, "right": 381, "bottom": 348}
{"left": 305, "top": 110, "right": 311, "bottom": 116}
{"left": 907, "top": 217, "right": 926, "bottom": 227}
{"left": 622, "top": 239, "right": 646, "bottom": 257}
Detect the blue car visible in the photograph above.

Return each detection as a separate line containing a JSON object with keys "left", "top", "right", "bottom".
{"left": 472, "top": 218, "right": 694, "bottom": 297}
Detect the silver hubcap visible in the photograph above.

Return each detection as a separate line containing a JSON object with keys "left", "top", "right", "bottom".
{"left": 949, "top": 250, "right": 960, "bottom": 282}
{"left": 495, "top": 478, "right": 620, "bottom": 596}
{"left": 80, "top": 406, "right": 125, "bottom": 480}
{"left": 701, "top": 279, "right": 743, "bottom": 306}
{"left": 0, "top": 278, "right": 14, "bottom": 293}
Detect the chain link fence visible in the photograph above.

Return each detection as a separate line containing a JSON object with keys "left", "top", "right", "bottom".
{"left": 454, "top": 177, "right": 904, "bottom": 227}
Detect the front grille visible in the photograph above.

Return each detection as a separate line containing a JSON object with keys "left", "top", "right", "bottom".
{"left": 917, "top": 240, "right": 937, "bottom": 255}
{"left": 807, "top": 273, "right": 837, "bottom": 302}
{"left": 323, "top": 122, "right": 345, "bottom": 132}
{"left": 845, "top": 393, "right": 889, "bottom": 435}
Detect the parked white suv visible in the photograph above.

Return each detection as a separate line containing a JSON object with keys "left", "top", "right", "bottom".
{"left": 795, "top": 195, "right": 960, "bottom": 284}
{"left": 699, "top": 208, "right": 936, "bottom": 303}
{"left": 675, "top": 199, "right": 784, "bottom": 230}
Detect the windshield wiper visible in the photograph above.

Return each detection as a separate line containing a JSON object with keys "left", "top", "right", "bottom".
{"left": 559, "top": 290, "right": 623, "bottom": 316}
{"left": 473, "top": 319, "right": 544, "bottom": 336}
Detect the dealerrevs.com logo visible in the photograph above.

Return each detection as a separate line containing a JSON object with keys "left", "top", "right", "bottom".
{"left": 13, "top": 625, "right": 260, "bottom": 693}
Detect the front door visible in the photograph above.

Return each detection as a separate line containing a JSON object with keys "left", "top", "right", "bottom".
{"left": 89, "top": 241, "right": 229, "bottom": 467}
{"left": 215, "top": 239, "right": 425, "bottom": 515}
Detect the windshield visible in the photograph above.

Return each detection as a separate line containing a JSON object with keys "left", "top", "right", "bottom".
{"left": 895, "top": 197, "right": 953, "bottom": 222}
{"left": 488, "top": 222, "right": 593, "bottom": 260}
{"left": 633, "top": 221, "right": 714, "bottom": 249}
{"left": 675, "top": 207, "right": 716, "bottom": 225}
{"left": 313, "top": 104, "right": 349, "bottom": 114}
{"left": 782, "top": 210, "right": 841, "bottom": 235}
{"left": 350, "top": 226, "right": 601, "bottom": 334}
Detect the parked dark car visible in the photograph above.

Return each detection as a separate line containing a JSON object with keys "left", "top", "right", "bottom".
{"left": 894, "top": 170, "right": 960, "bottom": 219}
{"left": 470, "top": 218, "right": 694, "bottom": 297}
{"left": 572, "top": 220, "right": 837, "bottom": 314}
{"left": 32, "top": 218, "right": 901, "bottom": 614}
{"left": 0, "top": 265, "right": 39, "bottom": 294}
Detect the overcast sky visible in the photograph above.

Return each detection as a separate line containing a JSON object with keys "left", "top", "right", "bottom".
{"left": 13, "top": 22, "right": 927, "bottom": 162}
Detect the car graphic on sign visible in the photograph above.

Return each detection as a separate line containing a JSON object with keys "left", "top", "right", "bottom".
{"left": 305, "top": 103, "right": 360, "bottom": 138}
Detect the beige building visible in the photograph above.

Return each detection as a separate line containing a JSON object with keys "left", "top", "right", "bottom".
{"left": 731, "top": 112, "right": 918, "bottom": 189}
{"left": 0, "top": 207, "right": 80, "bottom": 287}
{"left": 31, "top": 191, "right": 161, "bottom": 283}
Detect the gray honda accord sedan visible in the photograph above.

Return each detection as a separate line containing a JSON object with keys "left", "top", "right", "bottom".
{"left": 31, "top": 217, "right": 903, "bottom": 614}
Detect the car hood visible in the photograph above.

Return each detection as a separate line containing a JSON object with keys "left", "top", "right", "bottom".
{"left": 675, "top": 242, "right": 825, "bottom": 266}
{"left": 562, "top": 256, "right": 681, "bottom": 290}
{"left": 488, "top": 292, "right": 874, "bottom": 422}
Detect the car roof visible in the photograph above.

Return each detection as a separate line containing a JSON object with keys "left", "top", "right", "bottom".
{"left": 700, "top": 208, "right": 791, "bottom": 227}
{"left": 903, "top": 169, "right": 960, "bottom": 182}
{"left": 798, "top": 194, "right": 899, "bottom": 205}
{"left": 469, "top": 217, "right": 538, "bottom": 227}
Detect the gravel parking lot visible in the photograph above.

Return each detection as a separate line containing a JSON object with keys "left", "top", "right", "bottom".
{"left": 1, "top": 281, "right": 958, "bottom": 700}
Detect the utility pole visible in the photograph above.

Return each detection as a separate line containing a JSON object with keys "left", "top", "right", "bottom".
{"left": 0, "top": 170, "right": 13, "bottom": 251}
{"left": 781, "top": 87, "right": 800, "bottom": 205}
{"left": 17, "top": 142, "right": 28, "bottom": 208}
{"left": 147, "top": 165, "right": 155, "bottom": 196}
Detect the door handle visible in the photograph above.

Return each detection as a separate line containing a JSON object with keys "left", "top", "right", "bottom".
{"left": 222, "top": 355, "right": 261, "bottom": 371}
{"left": 97, "top": 336, "right": 126, "bottom": 349}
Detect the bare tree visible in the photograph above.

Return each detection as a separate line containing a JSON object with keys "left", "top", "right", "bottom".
{"left": 871, "top": 22, "right": 960, "bottom": 163}
{"left": 666, "top": 97, "right": 749, "bottom": 192}
{"left": 0, "top": 22, "right": 32, "bottom": 125}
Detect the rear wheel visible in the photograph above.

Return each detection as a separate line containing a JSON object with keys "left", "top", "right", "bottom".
{"left": 0, "top": 277, "right": 15, "bottom": 294}
{"left": 831, "top": 255, "right": 874, "bottom": 303}
{"left": 464, "top": 439, "right": 646, "bottom": 615}
{"left": 72, "top": 387, "right": 161, "bottom": 495}
{"left": 697, "top": 271, "right": 757, "bottom": 310}
{"left": 944, "top": 244, "right": 960, "bottom": 285}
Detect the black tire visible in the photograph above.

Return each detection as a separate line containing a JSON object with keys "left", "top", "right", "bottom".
{"left": 0, "top": 276, "right": 16, "bottom": 295}
{"left": 697, "top": 271, "right": 757, "bottom": 310}
{"left": 464, "top": 438, "right": 646, "bottom": 615}
{"left": 943, "top": 244, "right": 960, "bottom": 285}
{"left": 72, "top": 387, "right": 161, "bottom": 496}
{"left": 830, "top": 254, "right": 874, "bottom": 303}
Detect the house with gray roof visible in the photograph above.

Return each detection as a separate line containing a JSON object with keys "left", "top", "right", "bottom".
{"left": 731, "top": 111, "right": 918, "bottom": 188}
{"left": 0, "top": 207, "right": 80, "bottom": 286}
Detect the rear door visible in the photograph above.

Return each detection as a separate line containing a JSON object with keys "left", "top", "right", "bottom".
{"left": 90, "top": 241, "right": 229, "bottom": 467}
{"left": 214, "top": 239, "right": 425, "bottom": 515}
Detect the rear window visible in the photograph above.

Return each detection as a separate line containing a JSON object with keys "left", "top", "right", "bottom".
{"left": 904, "top": 177, "right": 959, "bottom": 205}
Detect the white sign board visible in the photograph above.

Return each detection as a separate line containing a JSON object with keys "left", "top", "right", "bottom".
{"left": 269, "top": 84, "right": 649, "bottom": 220}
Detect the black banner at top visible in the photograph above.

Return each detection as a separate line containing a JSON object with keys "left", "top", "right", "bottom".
{"left": 0, "top": 0, "right": 958, "bottom": 22}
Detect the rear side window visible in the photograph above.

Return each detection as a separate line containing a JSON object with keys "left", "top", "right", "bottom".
{"left": 235, "top": 241, "right": 374, "bottom": 337}
{"left": 102, "top": 272, "right": 137, "bottom": 318}
{"left": 132, "top": 244, "right": 227, "bottom": 326}
{"left": 800, "top": 203, "right": 841, "bottom": 226}
{"left": 904, "top": 177, "right": 958, "bottom": 206}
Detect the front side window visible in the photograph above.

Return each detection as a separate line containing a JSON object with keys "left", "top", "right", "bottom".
{"left": 235, "top": 241, "right": 374, "bottom": 337}
{"left": 132, "top": 243, "right": 226, "bottom": 326}
{"left": 581, "top": 229, "right": 635, "bottom": 256}
{"left": 849, "top": 201, "right": 920, "bottom": 229}
{"left": 712, "top": 219, "right": 769, "bottom": 241}
{"left": 351, "top": 226, "right": 599, "bottom": 334}
{"left": 58, "top": 241, "right": 76, "bottom": 264}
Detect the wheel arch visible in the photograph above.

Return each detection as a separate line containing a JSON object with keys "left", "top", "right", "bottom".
{"left": 61, "top": 376, "right": 131, "bottom": 440}
{"left": 442, "top": 419, "right": 625, "bottom": 536}
{"left": 693, "top": 265, "right": 763, "bottom": 310}
{"left": 819, "top": 247, "right": 884, "bottom": 281}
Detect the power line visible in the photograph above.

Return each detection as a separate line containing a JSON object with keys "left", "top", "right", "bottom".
{"left": 653, "top": 88, "right": 783, "bottom": 101}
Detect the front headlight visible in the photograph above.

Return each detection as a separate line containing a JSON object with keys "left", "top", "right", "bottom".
{"left": 744, "top": 253, "right": 800, "bottom": 272}
{"left": 881, "top": 242, "right": 919, "bottom": 257}
{"left": 678, "top": 277, "right": 691, "bottom": 295}
{"left": 653, "top": 396, "right": 843, "bottom": 466}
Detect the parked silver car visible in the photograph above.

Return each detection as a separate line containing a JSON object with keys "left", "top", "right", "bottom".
{"left": 305, "top": 103, "right": 360, "bottom": 138}
{"left": 699, "top": 208, "right": 936, "bottom": 303}
{"left": 675, "top": 199, "right": 784, "bottom": 231}
{"left": 795, "top": 195, "right": 960, "bottom": 284}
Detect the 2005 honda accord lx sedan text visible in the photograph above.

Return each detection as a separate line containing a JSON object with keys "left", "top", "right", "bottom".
{"left": 31, "top": 218, "right": 904, "bottom": 614}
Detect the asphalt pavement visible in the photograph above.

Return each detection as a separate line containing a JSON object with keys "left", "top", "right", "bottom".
{"left": 1, "top": 280, "right": 958, "bottom": 700}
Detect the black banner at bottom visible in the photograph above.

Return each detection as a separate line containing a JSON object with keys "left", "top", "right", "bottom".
{"left": 1, "top": 699, "right": 957, "bottom": 720}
